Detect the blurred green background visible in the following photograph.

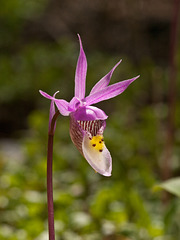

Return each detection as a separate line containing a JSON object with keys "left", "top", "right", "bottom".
{"left": 0, "top": 0, "right": 180, "bottom": 239}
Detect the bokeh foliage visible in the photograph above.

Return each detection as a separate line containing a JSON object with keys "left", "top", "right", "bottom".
{"left": 0, "top": 0, "right": 180, "bottom": 240}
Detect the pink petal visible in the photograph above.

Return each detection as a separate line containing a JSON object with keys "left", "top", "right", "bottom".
{"left": 90, "top": 60, "right": 122, "bottom": 95}
{"left": 74, "top": 34, "right": 87, "bottom": 100}
{"left": 85, "top": 75, "right": 140, "bottom": 105}
{"left": 39, "top": 90, "right": 70, "bottom": 116}
{"left": 73, "top": 106, "right": 108, "bottom": 121}
{"left": 54, "top": 100, "right": 70, "bottom": 116}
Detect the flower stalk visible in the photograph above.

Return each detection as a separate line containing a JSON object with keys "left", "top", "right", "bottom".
{"left": 47, "top": 111, "right": 60, "bottom": 240}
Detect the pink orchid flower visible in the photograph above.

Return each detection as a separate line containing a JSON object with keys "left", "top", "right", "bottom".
{"left": 40, "top": 35, "right": 139, "bottom": 177}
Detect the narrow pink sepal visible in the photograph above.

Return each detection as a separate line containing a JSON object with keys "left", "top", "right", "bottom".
{"left": 85, "top": 75, "right": 140, "bottom": 105}
{"left": 39, "top": 90, "right": 70, "bottom": 116}
{"left": 90, "top": 60, "right": 122, "bottom": 95}
{"left": 49, "top": 91, "right": 59, "bottom": 133}
{"left": 74, "top": 34, "right": 87, "bottom": 99}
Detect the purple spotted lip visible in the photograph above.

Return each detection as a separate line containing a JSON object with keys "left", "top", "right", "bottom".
{"left": 40, "top": 34, "right": 139, "bottom": 176}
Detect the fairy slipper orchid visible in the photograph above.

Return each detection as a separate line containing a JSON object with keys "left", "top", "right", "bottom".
{"left": 40, "top": 34, "right": 139, "bottom": 177}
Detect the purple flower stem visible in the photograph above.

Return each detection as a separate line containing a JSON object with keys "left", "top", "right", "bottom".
{"left": 47, "top": 111, "right": 60, "bottom": 240}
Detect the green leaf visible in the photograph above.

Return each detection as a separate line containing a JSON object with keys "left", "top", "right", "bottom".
{"left": 154, "top": 177, "right": 180, "bottom": 197}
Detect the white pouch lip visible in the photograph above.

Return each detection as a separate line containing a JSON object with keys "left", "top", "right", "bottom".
{"left": 82, "top": 134, "right": 112, "bottom": 177}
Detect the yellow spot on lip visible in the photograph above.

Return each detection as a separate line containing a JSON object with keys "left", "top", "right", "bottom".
{"left": 90, "top": 135, "right": 104, "bottom": 152}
